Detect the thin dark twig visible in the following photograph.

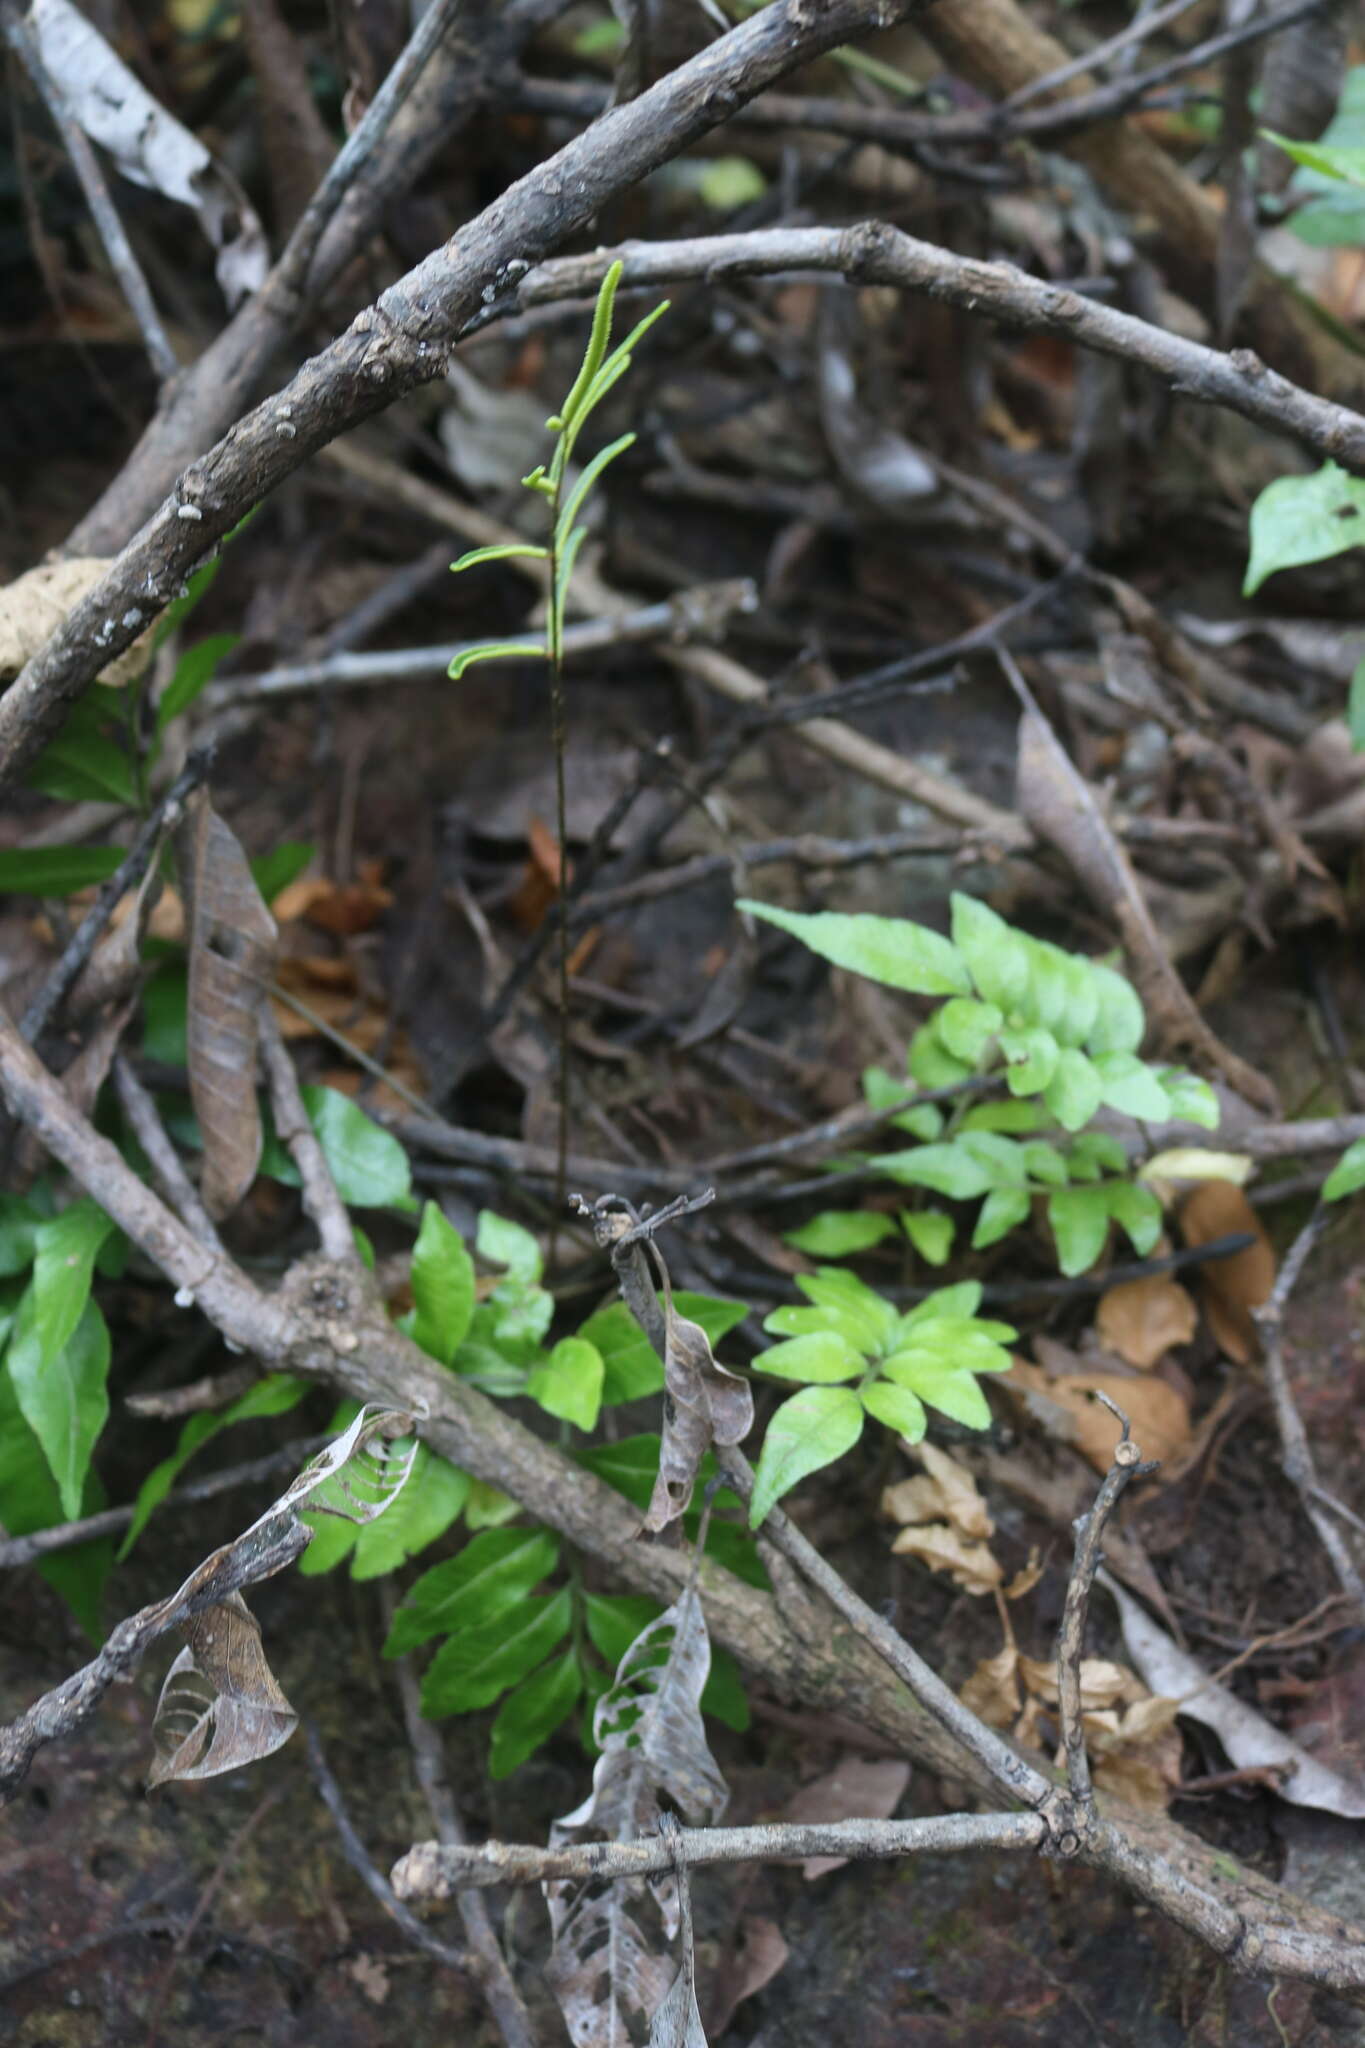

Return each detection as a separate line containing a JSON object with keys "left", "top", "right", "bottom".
{"left": 304, "top": 1722, "right": 470, "bottom": 1972}
{"left": 386, "top": 1593, "right": 537, "bottom": 2048}
{"left": 2, "top": 1, "right": 178, "bottom": 382}
{"left": 114, "top": 1053, "right": 226, "bottom": 1253}
{"left": 259, "top": 1010, "right": 358, "bottom": 1264}
{"left": 22, "top": 751, "right": 211, "bottom": 1043}
{"left": 0, "top": 1435, "right": 329, "bottom": 1570}
{"left": 1055, "top": 1394, "right": 1150, "bottom": 1814}
{"left": 1252, "top": 1207, "right": 1365, "bottom": 1614}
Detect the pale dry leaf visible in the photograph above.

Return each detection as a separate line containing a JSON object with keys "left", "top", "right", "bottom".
{"left": 960, "top": 1643, "right": 1022, "bottom": 1728}
{"left": 648, "top": 1850, "right": 707, "bottom": 2048}
{"left": 148, "top": 1592, "right": 296, "bottom": 1786}
{"left": 1096, "top": 1275, "right": 1198, "bottom": 1370}
{"left": 1002, "top": 1359, "right": 1190, "bottom": 1472}
{"left": 346, "top": 1955, "right": 391, "bottom": 2005}
{"left": 891, "top": 1520, "right": 1003, "bottom": 1594}
{"left": 1018, "top": 1654, "right": 1132, "bottom": 1712}
{"left": 881, "top": 1441, "right": 993, "bottom": 1540}
{"left": 1102, "top": 1571, "right": 1365, "bottom": 1818}
{"left": 176, "top": 789, "right": 278, "bottom": 1219}
{"left": 1139, "top": 1149, "right": 1253, "bottom": 1191}
{"left": 1016, "top": 700, "right": 1276, "bottom": 1109}
{"left": 0, "top": 558, "right": 154, "bottom": 687}
{"left": 778, "top": 1756, "right": 911, "bottom": 1878}
{"left": 1003, "top": 1552, "right": 1045, "bottom": 1602}
{"left": 27, "top": 0, "right": 268, "bottom": 305}
{"left": 1178, "top": 1180, "right": 1275, "bottom": 1363}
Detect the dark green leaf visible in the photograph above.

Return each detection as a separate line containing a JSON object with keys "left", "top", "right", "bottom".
{"left": 0, "top": 846, "right": 124, "bottom": 896}
{"left": 28, "top": 693, "right": 137, "bottom": 806}
{"left": 0, "top": 1355, "right": 110, "bottom": 1639}
{"left": 158, "top": 632, "right": 238, "bottom": 728}
{"left": 489, "top": 1652, "right": 583, "bottom": 1777}
{"left": 421, "top": 1588, "right": 573, "bottom": 1714}
{"left": 249, "top": 842, "right": 315, "bottom": 905}
{"left": 384, "top": 1528, "right": 559, "bottom": 1656}
{"left": 348, "top": 1447, "right": 470, "bottom": 1580}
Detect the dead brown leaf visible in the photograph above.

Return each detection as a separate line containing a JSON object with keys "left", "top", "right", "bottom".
{"left": 1096, "top": 1274, "right": 1198, "bottom": 1369}
{"left": 960, "top": 1643, "right": 1023, "bottom": 1727}
{"left": 175, "top": 790, "right": 278, "bottom": 1219}
{"left": 1003, "top": 1358, "right": 1191, "bottom": 1471}
{"left": 703, "top": 1917, "right": 790, "bottom": 2038}
{"left": 643, "top": 1243, "right": 753, "bottom": 1533}
{"left": 778, "top": 1755, "right": 912, "bottom": 1877}
{"left": 148, "top": 1591, "right": 296, "bottom": 1787}
{"left": 1178, "top": 1180, "right": 1275, "bottom": 1362}
{"left": 1016, "top": 698, "right": 1276, "bottom": 1110}
{"left": 891, "top": 1520, "right": 1004, "bottom": 1594}
{"left": 272, "top": 871, "right": 392, "bottom": 935}
{"left": 881, "top": 1442, "right": 993, "bottom": 1540}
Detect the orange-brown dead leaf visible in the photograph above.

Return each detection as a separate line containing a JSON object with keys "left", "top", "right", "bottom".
{"left": 1096, "top": 1274, "right": 1198, "bottom": 1370}
{"left": 1003, "top": 1358, "right": 1191, "bottom": 1472}
{"left": 272, "top": 872, "right": 393, "bottom": 937}
{"left": 1178, "top": 1180, "right": 1275, "bottom": 1363}
{"left": 960, "top": 1643, "right": 1022, "bottom": 1728}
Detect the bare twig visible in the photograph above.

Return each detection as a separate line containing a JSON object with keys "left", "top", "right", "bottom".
{"left": 304, "top": 1722, "right": 470, "bottom": 1972}
{"left": 392, "top": 1812, "right": 1047, "bottom": 1897}
{"left": 22, "top": 752, "right": 210, "bottom": 1044}
{"left": 1252, "top": 1208, "right": 1365, "bottom": 1615}
{"left": 388, "top": 1612, "right": 537, "bottom": 2048}
{"left": 2, "top": 0, "right": 177, "bottom": 383}
{"left": 259, "top": 1010, "right": 358, "bottom": 1265}
{"left": 1055, "top": 1396, "right": 1149, "bottom": 1813}
{"left": 113, "top": 1053, "right": 227, "bottom": 1254}
{"left": 0, "top": 1435, "right": 329, "bottom": 1570}
{"left": 510, "top": 229, "right": 1365, "bottom": 474}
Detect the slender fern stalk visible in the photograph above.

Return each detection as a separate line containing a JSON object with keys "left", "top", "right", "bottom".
{"left": 449, "top": 266, "right": 668, "bottom": 1240}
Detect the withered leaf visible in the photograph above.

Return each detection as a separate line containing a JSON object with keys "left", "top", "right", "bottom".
{"left": 1096, "top": 1274, "right": 1198, "bottom": 1370}
{"left": 148, "top": 1591, "right": 296, "bottom": 1786}
{"left": 882, "top": 1442, "right": 993, "bottom": 1542}
{"left": 890, "top": 1521, "right": 1003, "bottom": 1594}
{"left": 1178, "top": 1180, "right": 1275, "bottom": 1363}
{"left": 644, "top": 1244, "right": 753, "bottom": 1534}
{"left": 1003, "top": 1358, "right": 1191, "bottom": 1472}
{"left": 1016, "top": 701, "right": 1276, "bottom": 1110}
{"left": 778, "top": 1756, "right": 911, "bottom": 1878}
{"left": 546, "top": 1584, "right": 728, "bottom": 2048}
{"left": 176, "top": 789, "right": 278, "bottom": 1218}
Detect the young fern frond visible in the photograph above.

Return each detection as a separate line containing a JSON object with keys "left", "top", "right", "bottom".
{"left": 446, "top": 263, "right": 668, "bottom": 1226}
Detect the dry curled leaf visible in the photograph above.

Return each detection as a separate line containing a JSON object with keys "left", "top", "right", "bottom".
{"left": 1096, "top": 1274, "right": 1198, "bottom": 1370}
{"left": 881, "top": 1441, "right": 993, "bottom": 1541}
{"left": 702, "top": 1917, "right": 789, "bottom": 2039}
{"left": 960, "top": 1643, "right": 1023, "bottom": 1728}
{"left": 176, "top": 790, "right": 278, "bottom": 1219}
{"left": 891, "top": 1520, "right": 1003, "bottom": 1595}
{"left": 546, "top": 1584, "right": 728, "bottom": 2048}
{"left": 644, "top": 1244, "right": 753, "bottom": 1533}
{"left": 1178, "top": 1180, "right": 1275, "bottom": 1363}
{"left": 148, "top": 1591, "right": 296, "bottom": 1786}
{"left": 0, "top": 558, "right": 153, "bottom": 688}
